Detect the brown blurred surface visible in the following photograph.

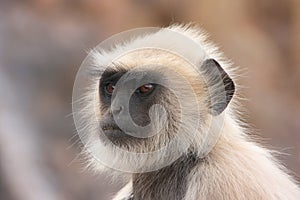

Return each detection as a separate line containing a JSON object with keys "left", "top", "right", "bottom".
{"left": 0, "top": 0, "right": 299, "bottom": 199}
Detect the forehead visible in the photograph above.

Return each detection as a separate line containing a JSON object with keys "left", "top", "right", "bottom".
{"left": 117, "top": 49, "right": 193, "bottom": 69}
{"left": 100, "top": 49, "right": 202, "bottom": 79}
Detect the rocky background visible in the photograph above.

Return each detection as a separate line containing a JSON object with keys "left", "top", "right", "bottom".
{"left": 0, "top": 0, "right": 299, "bottom": 200}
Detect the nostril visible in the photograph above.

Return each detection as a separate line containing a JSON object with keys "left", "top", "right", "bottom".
{"left": 112, "top": 105, "right": 124, "bottom": 115}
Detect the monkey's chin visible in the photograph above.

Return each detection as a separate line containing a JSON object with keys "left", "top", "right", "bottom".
{"left": 102, "top": 129, "right": 141, "bottom": 147}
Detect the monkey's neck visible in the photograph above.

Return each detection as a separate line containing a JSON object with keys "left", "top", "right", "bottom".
{"left": 132, "top": 152, "right": 200, "bottom": 200}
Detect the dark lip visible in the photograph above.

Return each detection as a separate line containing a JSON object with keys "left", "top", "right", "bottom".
{"left": 101, "top": 123, "right": 121, "bottom": 131}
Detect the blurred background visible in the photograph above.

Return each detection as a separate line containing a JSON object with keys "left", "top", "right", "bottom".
{"left": 0, "top": 0, "right": 299, "bottom": 199}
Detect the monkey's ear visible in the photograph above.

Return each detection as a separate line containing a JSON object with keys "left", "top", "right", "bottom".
{"left": 200, "top": 59, "right": 235, "bottom": 116}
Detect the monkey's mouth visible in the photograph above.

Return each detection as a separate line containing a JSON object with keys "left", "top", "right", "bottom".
{"left": 101, "top": 123, "right": 132, "bottom": 142}
{"left": 101, "top": 124, "right": 121, "bottom": 131}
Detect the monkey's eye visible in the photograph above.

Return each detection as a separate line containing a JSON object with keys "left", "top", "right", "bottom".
{"left": 104, "top": 83, "right": 115, "bottom": 95}
{"left": 137, "top": 83, "right": 154, "bottom": 95}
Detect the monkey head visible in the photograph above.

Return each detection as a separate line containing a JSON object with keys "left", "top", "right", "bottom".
{"left": 73, "top": 27, "right": 235, "bottom": 172}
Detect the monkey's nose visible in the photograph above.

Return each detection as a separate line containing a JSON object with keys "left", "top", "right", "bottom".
{"left": 111, "top": 105, "right": 124, "bottom": 115}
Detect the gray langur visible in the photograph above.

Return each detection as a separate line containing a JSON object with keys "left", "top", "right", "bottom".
{"left": 76, "top": 24, "right": 300, "bottom": 200}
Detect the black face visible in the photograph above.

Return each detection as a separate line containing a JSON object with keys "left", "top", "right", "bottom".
{"left": 97, "top": 59, "right": 234, "bottom": 149}
{"left": 99, "top": 67, "right": 163, "bottom": 144}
